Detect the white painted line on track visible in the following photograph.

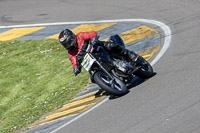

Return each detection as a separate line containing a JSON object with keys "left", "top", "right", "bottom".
{"left": 0, "top": 19, "right": 171, "bottom": 132}
{"left": 48, "top": 19, "right": 172, "bottom": 133}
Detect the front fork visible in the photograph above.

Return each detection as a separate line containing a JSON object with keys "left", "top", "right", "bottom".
{"left": 88, "top": 53, "right": 115, "bottom": 83}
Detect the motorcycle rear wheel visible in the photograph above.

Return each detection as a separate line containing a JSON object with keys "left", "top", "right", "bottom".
{"left": 94, "top": 71, "right": 128, "bottom": 96}
{"left": 135, "top": 56, "right": 155, "bottom": 79}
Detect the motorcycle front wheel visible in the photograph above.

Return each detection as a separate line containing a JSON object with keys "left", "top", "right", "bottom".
{"left": 93, "top": 71, "right": 128, "bottom": 96}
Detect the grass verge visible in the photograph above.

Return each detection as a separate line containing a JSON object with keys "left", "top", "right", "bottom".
{"left": 0, "top": 39, "right": 89, "bottom": 133}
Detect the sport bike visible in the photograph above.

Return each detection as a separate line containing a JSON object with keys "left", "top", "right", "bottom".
{"left": 81, "top": 35, "right": 155, "bottom": 96}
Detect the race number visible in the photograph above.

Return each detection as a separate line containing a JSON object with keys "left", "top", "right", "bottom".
{"left": 81, "top": 53, "right": 96, "bottom": 71}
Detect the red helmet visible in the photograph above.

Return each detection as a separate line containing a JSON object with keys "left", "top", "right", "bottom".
{"left": 59, "top": 29, "right": 76, "bottom": 50}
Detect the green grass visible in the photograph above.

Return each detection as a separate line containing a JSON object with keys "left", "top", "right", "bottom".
{"left": 0, "top": 39, "right": 90, "bottom": 133}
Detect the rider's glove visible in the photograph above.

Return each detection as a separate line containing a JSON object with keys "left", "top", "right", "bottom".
{"left": 73, "top": 67, "right": 81, "bottom": 76}
{"left": 90, "top": 36, "right": 98, "bottom": 45}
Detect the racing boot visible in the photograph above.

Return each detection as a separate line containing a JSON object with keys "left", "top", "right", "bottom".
{"left": 120, "top": 48, "right": 140, "bottom": 64}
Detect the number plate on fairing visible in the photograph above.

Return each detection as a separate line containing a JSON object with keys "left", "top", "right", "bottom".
{"left": 81, "top": 53, "right": 96, "bottom": 71}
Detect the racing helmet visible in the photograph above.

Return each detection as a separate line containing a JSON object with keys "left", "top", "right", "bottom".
{"left": 59, "top": 29, "right": 76, "bottom": 50}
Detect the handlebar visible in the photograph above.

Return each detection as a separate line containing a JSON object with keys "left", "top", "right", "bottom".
{"left": 86, "top": 36, "right": 100, "bottom": 53}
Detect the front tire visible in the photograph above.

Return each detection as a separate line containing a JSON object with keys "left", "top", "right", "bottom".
{"left": 93, "top": 71, "right": 128, "bottom": 96}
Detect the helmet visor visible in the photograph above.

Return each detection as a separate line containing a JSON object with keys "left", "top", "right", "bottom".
{"left": 64, "top": 37, "right": 76, "bottom": 50}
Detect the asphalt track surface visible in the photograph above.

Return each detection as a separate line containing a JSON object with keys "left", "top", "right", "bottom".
{"left": 1, "top": 0, "right": 200, "bottom": 133}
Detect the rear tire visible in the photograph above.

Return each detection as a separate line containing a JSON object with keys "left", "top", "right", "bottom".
{"left": 93, "top": 71, "right": 128, "bottom": 96}
{"left": 135, "top": 57, "right": 156, "bottom": 79}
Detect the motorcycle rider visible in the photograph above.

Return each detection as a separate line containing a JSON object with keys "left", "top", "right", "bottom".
{"left": 58, "top": 29, "right": 139, "bottom": 76}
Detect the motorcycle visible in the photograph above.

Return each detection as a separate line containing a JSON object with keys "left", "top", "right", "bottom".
{"left": 81, "top": 35, "right": 155, "bottom": 96}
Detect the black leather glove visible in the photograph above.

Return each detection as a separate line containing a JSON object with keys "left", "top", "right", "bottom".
{"left": 73, "top": 67, "right": 81, "bottom": 76}
{"left": 90, "top": 36, "right": 98, "bottom": 45}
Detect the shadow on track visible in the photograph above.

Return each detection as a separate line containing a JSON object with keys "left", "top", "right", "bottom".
{"left": 95, "top": 72, "right": 157, "bottom": 100}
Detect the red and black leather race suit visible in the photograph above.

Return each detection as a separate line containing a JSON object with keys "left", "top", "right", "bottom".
{"left": 68, "top": 31, "right": 97, "bottom": 69}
